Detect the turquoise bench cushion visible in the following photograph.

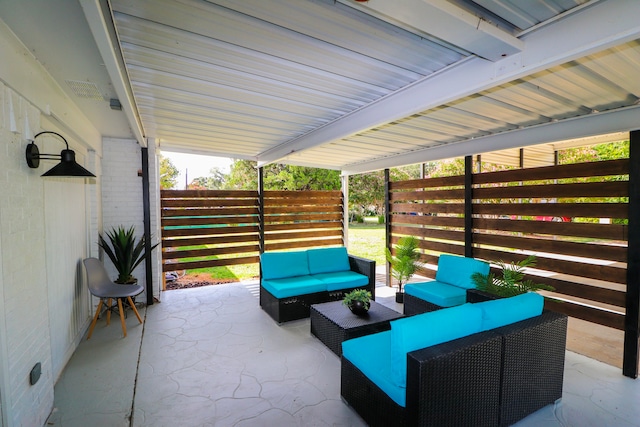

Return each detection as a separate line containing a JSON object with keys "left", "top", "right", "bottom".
{"left": 261, "top": 251, "right": 310, "bottom": 280}
{"left": 307, "top": 247, "right": 350, "bottom": 274}
{"left": 390, "top": 303, "right": 482, "bottom": 387}
{"left": 404, "top": 281, "right": 467, "bottom": 307}
{"left": 478, "top": 292, "right": 544, "bottom": 331}
{"left": 436, "top": 255, "right": 490, "bottom": 290}
{"left": 314, "top": 271, "right": 368, "bottom": 291}
{"left": 342, "top": 331, "right": 406, "bottom": 407}
{"left": 261, "top": 275, "right": 325, "bottom": 299}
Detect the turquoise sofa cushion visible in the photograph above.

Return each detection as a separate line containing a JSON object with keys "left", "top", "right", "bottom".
{"left": 314, "top": 271, "right": 368, "bottom": 291}
{"left": 261, "top": 251, "right": 310, "bottom": 280}
{"left": 307, "top": 247, "right": 350, "bottom": 274}
{"left": 390, "top": 303, "right": 482, "bottom": 387}
{"left": 342, "top": 331, "right": 406, "bottom": 407}
{"left": 479, "top": 292, "right": 544, "bottom": 331}
{"left": 435, "top": 255, "right": 490, "bottom": 290}
{"left": 404, "top": 281, "right": 467, "bottom": 307}
{"left": 261, "top": 276, "right": 326, "bottom": 299}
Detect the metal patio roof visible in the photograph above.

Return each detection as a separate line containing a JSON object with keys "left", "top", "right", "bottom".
{"left": 5, "top": 0, "right": 640, "bottom": 173}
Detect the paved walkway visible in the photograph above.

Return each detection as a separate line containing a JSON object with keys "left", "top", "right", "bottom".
{"left": 46, "top": 280, "right": 640, "bottom": 426}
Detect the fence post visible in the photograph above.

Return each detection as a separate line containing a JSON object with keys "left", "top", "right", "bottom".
{"left": 464, "top": 155, "right": 473, "bottom": 258}
{"left": 385, "top": 168, "right": 391, "bottom": 287}
{"left": 342, "top": 174, "right": 349, "bottom": 247}
{"left": 624, "top": 130, "right": 640, "bottom": 378}
{"left": 258, "top": 166, "right": 264, "bottom": 254}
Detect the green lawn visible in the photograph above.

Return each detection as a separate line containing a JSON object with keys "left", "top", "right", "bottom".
{"left": 181, "top": 222, "right": 386, "bottom": 281}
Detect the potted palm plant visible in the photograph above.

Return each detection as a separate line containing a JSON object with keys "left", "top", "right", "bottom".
{"left": 386, "top": 236, "right": 421, "bottom": 303}
{"left": 470, "top": 255, "right": 554, "bottom": 298}
{"left": 98, "top": 225, "right": 159, "bottom": 284}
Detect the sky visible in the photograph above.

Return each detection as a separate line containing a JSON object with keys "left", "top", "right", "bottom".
{"left": 161, "top": 150, "right": 234, "bottom": 189}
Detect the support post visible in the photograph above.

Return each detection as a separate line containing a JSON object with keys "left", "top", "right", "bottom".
{"left": 258, "top": 166, "right": 264, "bottom": 254}
{"left": 464, "top": 155, "right": 473, "bottom": 258}
{"left": 141, "top": 147, "right": 153, "bottom": 306}
{"left": 342, "top": 174, "right": 349, "bottom": 247}
{"left": 624, "top": 130, "right": 640, "bottom": 378}
{"left": 385, "top": 168, "right": 391, "bottom": 287}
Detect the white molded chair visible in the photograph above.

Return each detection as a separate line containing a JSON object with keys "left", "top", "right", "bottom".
{"left": 83, "top": 257, "right": 144, "bottom": 339}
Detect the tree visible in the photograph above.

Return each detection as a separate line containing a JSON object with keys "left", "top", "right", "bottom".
{"left": 225, "top": 160, "right": 340, "bottom": 191}
{"left": 159, "top": 155, "right": 179, "bottom": 189}
{"left": 189, "top": 166, "right": 226, "bottom": 190}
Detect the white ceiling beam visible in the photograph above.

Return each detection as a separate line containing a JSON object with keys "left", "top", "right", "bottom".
{"left": 258, "top": 0, "right": 640, "bottom": 168}
{"left": 79, "top": 0, "right": 146, "bottom": 146}
{"left": 342, "top": 105, "right": 640, "bottom": 174}
{"left": 337, "top": 0, "right": 523, "bottom": 61}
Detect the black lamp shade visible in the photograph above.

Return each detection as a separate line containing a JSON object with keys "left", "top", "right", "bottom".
{"left": 25, "top": 131, "right": 96, "bottom": 178}
{"left": 41, "top": 149, "right": 96, "bottom": 177}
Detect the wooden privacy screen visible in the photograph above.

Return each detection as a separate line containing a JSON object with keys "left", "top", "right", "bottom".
{"left": 160, "top": 189, "right": 344, "bottom": 272}
{"left": 263, "top": 190, "right": 344, "bottom": 251}
{"left": 389, "top": 158, "right": 629, "bottom": 331}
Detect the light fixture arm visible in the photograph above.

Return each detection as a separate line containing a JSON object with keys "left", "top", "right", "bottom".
{"left": 25, "top": 130, "right": 96, "bottom": 177}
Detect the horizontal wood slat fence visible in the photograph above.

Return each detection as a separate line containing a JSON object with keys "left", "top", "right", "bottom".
{"left": 160, "top": 189, "right": 344, "bottom": 272}
{"left": 388, "top": 158, "right": 630, "bottom": 332}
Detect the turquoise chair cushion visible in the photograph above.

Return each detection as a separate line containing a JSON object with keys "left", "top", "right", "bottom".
{"left": 307, "top": 247, "right": 350, "bottom": 274}
{"left": 261, "top": 251, "right": 310, "bottom": 280}
{"left": 313, "top": 271, "right": 368, "bottom": 291}
{"left": 435, "top": 255, "right": 490, "bottom": 290}
{"left": 478, "top": 292, "right": 544, "bottom": 331}
{"left": 342, "top": 331, "right": 406, "bottom": 407}
{"left": 390, "top": 303, "right": 482, "bottom": 387}
{"left": 404, "top": 281, "right": 467, "bottom": 307}
{"left": 261, "top": 276, "right": 326, "bottom": 299}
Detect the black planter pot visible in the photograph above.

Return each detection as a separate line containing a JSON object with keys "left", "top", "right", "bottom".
{"left": 348, "top": 300, "right": 369, "bottom": 316}
{"left": 395, "top": 291, "right": 404, "bottom": 303}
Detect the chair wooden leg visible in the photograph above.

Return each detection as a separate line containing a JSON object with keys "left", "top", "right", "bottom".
{"left": 127, "top": 296, "right": 143, "bottom": 324}
{"left": 117, "top": 298, "right": 127, "bottom": 337}
{"left": 106, "top": 298, "right": 112, "bottom": 325}
{"left": 87, "top": 299, "right": 103, "bottom": 340}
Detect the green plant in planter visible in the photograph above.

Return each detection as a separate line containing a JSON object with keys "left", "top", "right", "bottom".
{"left": 385, "top": 236, "right": 421, "bottom": 300}
{"left": 98, "top": 225, "right": 159, "bottom": 284}
{"left": 471, "top": 255, "right": 554, "bottom": 297}
{"left": 342, "top": 289, "right": 372, "bottom": 310}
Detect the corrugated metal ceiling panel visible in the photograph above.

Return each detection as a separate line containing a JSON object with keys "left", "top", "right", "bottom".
{"left": 108, "top": 0, "right": 639, "bottom": 172}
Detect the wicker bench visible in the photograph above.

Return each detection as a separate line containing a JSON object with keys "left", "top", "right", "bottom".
{"left": 341, "top": 294, "right": 568, "bottom": 426}
{"left": 260, "top": 248, "right": 375, "bottom": 323}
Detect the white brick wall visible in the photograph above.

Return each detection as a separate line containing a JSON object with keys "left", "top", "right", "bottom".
{"left": 0, "top": 82, "right": 55, "bottom": 427}
{"left": 101, "top": 138, "right": 162, "bottom": 300}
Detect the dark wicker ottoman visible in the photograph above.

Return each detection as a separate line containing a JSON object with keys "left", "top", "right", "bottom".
{"left": 310, "top": 300, "right": 404, "bottom": 357}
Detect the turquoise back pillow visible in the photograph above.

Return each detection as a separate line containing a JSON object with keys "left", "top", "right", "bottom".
{"left": 436, "top": 254, "right": 490, "bottom": 289}
{"left": 479, "top": 292, "right": 544, "bottom": 331}
{"left": 261, "top": 251, "right": 310, "bottom": 280}
{"left": 390, "top": 303, "right": 482, "bottom": 387}
{"left": 307, "top": 247, "right": 350, "bottom": 274}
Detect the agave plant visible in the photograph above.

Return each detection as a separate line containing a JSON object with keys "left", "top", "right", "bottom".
{"left": 471, "top": 255, "right": 554, "bottom": 297}
{"left": 98, "top": 226, "right": 158, "bottom": 284}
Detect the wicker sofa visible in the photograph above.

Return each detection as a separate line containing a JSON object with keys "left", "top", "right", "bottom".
{"left": 260, "top": 247, "right": 375, "bottom": 323}
{"left": 341, "top": 293, "right": 568, "bottom": 427}
{"left": 403, "top": 254, "right": 490, "bottom": 315}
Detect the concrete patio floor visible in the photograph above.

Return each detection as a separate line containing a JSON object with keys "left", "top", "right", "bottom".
{"left": 46, "top": 280, "right": 640, "bottom": 427}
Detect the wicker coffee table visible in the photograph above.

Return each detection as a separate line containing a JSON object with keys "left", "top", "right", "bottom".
{"left": 310, "top": 300, "right": 404, "bottom": 356}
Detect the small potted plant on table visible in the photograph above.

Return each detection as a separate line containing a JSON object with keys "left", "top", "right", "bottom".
{"left": 386, "top": 236, "right": 421, "bottom": 303}
{"left": 342, "top": 289, "right": 372, "bottom": 316}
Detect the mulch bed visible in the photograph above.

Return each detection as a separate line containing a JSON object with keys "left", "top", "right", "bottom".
{"left": 165, "top": 272, "right": 256, "bottom": 290}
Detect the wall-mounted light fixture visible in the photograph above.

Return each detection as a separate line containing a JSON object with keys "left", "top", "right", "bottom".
{"left": 25, "top": 131, "right": 96, "bottom": 177}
